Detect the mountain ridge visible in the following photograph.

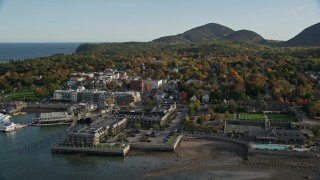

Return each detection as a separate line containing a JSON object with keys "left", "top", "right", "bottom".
{"left": 285, "top": 22, "right": 320, "bottom": 46}
{"left": 152, "top": 23, "right": 266, "bottom": 44}
{"left": 152, "top": 22, "right": 320, "bottom": 46}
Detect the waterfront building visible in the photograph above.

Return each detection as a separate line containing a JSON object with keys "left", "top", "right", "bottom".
{"left": 226, "top": 123, "right": 306, "bottom": 145}
{"left": 120, "top": 102, "right": 176, "bottom": 128}
{"left": 249, "top": 128, "right": 306, "bottom": 145}
{"left": 66, "top": 115, "right": 127, "bottom": 146}
{"left": 33, "top": 112, "right": 74, "bottom": 125}
{"left": 0, "top": 101, "right": 27, "bottom": 113}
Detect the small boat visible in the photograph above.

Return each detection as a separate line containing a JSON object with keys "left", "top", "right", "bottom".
{"left": 12, "top": 112, "right": 26, "bottom": 116}
{"left": 0, "top": 122, "right": 24, "bottom": 132}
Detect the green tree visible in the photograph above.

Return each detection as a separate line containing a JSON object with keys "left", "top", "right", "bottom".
{"left": 197, "top": 114, "right": 209, "bottom": 125}
{"left": 134, "top": 122, "right": 141, "bottom": 129}
{"left": 152, "top": 124, "right": 160, "bottom": 131}
{"left": 118, "top": 134, "right": 127, "bottom": 142}
{"left": 189, "top": 108, "right": 195, "bottom": 117}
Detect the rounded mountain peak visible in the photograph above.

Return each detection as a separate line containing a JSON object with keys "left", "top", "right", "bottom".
{"left": 223, "top": 30, "right": 266, "bottom": 43}
{"left": 182, "top": 23, "right": 234, "bottom": 42}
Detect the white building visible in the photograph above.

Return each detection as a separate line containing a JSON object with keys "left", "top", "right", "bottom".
{"left": 53, "top": 89, "right": 79, "bottom": 102}
{"left": 144, "top": 80, "right": 163, "bottom": 90}
{"left": 202, "top": 94, "right": 210, "bottom": 103}
{"left": 33, "top": 112, "right": 74, "bottom": 125}
{"left": 102, "top": 69, "right": 120, "bottom": 81}
{"left": 190, "top": 95, "right": 198, "bottom": 102}
{"left": 78, "top": 89, "right": 112, "bottom": 103}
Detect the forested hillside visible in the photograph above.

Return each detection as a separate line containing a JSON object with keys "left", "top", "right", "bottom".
{"left": 1, "top": 41, "right": 320, "bottom": 115}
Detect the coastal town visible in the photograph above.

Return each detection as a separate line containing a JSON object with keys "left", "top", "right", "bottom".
{"left": 2, "top": 0, "right": 320, "bottom": 179}
{"left": 1, "top": 67, "right": 320, "bottom": 160}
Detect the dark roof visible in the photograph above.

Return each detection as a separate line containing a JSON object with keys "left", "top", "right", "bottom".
{"left": 249, "top": 128, "right": 305, "bottom": 139}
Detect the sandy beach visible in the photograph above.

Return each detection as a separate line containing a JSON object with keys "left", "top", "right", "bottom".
{"left": 140, "top": 137, "right": 320, "bottom": 180}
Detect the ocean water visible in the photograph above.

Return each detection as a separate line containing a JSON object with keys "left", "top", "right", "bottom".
{"left": 0, "top": 43, "right": 81, "bottom": 61}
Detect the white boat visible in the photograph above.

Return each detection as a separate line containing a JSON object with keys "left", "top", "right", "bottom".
{"left": 0, "top": 113, "right": 26, "bottom": 132}
{"left": 0, "top": 122, "right": 24, "bottom": 132}
{"left": 0, "top": 113, "right": 11, "bottom": 123}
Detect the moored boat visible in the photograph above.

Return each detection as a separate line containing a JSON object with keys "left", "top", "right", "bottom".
{"left": 0, "top": 122, "right": 25, "bottom": 132}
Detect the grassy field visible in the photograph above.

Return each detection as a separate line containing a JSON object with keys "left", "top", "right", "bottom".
{"left": 0, "top": 90, "right": 38, "bottom": 101}
{"left": 267, "top": 114, "right": 296, "bottom": 122}
{"left": 239, "top": 113, "right": 265, "bottom": 121}
{"left": 226, "top": 114, "right": 234, "bottom": 119}
{"left": 237, "top": 113, "right": 296, "bottom": 122}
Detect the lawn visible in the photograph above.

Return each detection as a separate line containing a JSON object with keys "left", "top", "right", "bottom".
{"left": 239, "top": 113, "right": 265, "bottom": 121}
{"left": 166, "top": 133, "right": 180, "bottom": 145}
{"left": 266, "top": 114, "right": 296, "bottom": 122}
{"left": 226, "top": 113, "right": 234, "bottom": 120}
{"left": 0, "top": 90, "right": 38, "bottom": 101}
{"left": 237, "top": 113, "right": 296, "bottom": 122}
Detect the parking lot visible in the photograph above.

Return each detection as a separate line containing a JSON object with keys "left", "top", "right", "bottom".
{"left": 111, "top": 107, "right": 187, "bottom": 145}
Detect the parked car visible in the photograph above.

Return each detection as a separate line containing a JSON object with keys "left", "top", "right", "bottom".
{"left": 134, "top": 130, "right": 141, "bottom": 134}
{"left": 139, "top": 139, "right": 151, "bottom": 142}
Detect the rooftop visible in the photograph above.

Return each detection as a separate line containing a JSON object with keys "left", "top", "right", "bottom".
{"left": 39, "top": 112, "right": 72, "bottom": 118}
{"left": 75, "top": 115, "right": 127, "bottom": 135}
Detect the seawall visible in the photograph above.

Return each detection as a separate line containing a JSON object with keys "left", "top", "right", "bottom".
{"left": 51, "top": 145, "right": 130, "bottom": 157}
{"left": 130, "top": 135, "right": 183, "bottom": 151}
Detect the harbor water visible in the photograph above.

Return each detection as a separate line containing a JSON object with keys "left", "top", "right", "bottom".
{"left": 0, "top": 113, "right": 175, "bottom": 180}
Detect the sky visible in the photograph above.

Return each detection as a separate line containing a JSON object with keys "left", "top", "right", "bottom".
{"left": 0, "top": 0, "right": 319, "bottom": 42}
